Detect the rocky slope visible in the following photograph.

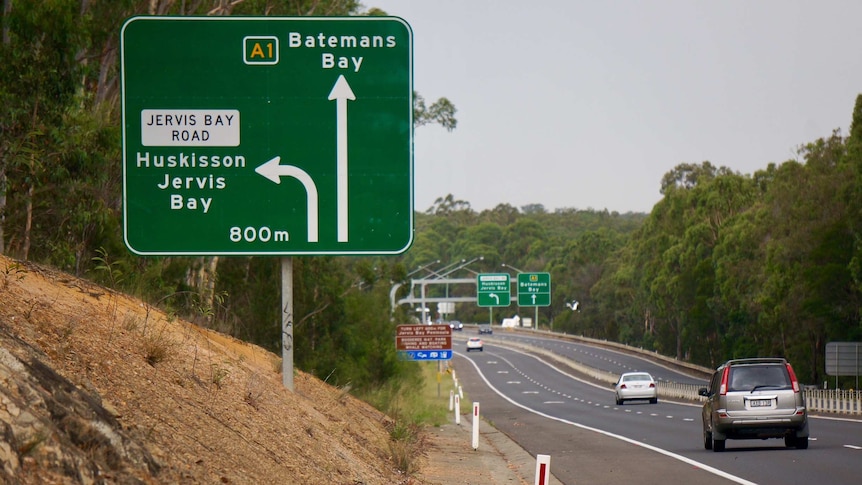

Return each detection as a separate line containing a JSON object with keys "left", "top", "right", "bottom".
{"left": 0, "top": 255, "right": 419, "bottom": 484}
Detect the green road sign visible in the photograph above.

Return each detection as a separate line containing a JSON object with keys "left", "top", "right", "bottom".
{"left": 517, "top": 272, "right": 551, "bottom": 307}
{"left": 120, "top": 16, "right": 413, "bottom": 255}
{"left": 477, "top": 273, "right": 511, "bottom": 307}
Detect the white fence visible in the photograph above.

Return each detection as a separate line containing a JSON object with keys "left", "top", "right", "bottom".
{"left": 657, "top": 383, "right": 862, "bottom": 415}
{"left": 805, "top": 389, "right": 862, "bottom": 415}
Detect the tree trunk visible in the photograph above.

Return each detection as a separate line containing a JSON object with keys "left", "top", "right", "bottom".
{"left": 2, "top": 0, "right": 11, "bottom": 45}
{"left": 186, "top": 256, "right": 219, "bottom": 325}
{"left": 203, "top": 256, "right": 218, "bottom": 323}
{"left": 0, "top": 167, "right": 5, "bottom": 254}
{"left": 1, "top": 0, "right": 10, "bottom": 254}
{"left": 23, "top": 183, "right": 32, "bottom": 261}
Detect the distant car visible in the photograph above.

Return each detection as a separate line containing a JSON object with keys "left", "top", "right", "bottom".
{"left": 449, "top": 320, "right": 463, "bottom": 331}
{"left": 699, "top": 358, "right": 808, "bottom": 452}
{"left": 478, "top": 324, "right": 493, "bottom": 335}
{"left": 466, "top": 337, "right": 484, "bottom": 352}
{"left": 613, "top": 372, "right": 658, "bottom": 405}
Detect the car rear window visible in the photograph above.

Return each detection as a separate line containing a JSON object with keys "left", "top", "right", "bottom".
{"left": 728, "top": 365, "right": 791, "bottom": 392}
{"left": 623, "top": 374, "right": 651, "bottom": 382}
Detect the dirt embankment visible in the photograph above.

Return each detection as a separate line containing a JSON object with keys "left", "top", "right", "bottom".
{"left": 0, "top": 255, "right": 426, "bottom": 484}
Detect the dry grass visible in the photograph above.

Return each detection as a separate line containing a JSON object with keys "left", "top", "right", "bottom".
{"left": 0, "top": 255, "right": 422, "bottom": 484}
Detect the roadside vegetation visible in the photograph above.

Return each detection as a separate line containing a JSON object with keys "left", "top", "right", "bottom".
{"left": 359, "top": 361, "right": 453, "bottom": 473}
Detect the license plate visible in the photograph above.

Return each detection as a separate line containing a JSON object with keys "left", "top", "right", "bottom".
{"left": 749, "top": 399, "right": 772, "bottom": 407}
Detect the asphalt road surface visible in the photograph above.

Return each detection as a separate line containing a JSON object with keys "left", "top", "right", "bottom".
{"left": 454, "top": 338, "right": 862, "bottom": 485}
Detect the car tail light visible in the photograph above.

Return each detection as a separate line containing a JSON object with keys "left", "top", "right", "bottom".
{"left": 649, "top": 383, "right": 656, "bottom": 388}
{"left": 719, "top": 366, "right": 730, "bottom": 395}
{"left": 785, "top": 362, "right": 801, "bottom": 393}
{"left": 619, "top": 384, "right": 627, "bottom": 389}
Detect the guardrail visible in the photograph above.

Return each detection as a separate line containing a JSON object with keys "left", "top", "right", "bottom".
{"left": 489, "top": 334, "right": 862, "bottom": 416}
{"left": 805, "top": 389, "right": 862, "bottom": 415}
{"left": 658, "top": 383, "right": 862, "bottom": 415}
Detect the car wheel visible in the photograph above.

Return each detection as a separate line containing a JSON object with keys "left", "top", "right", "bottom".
{"left": 615, "top": 397, "right": 623, "bottom": 405}
{"left": 479, "top": 348, "right": 483, "bottom": 351}
{"left": 784, "top": 433, "right": 809, "bottom": 449}
{"left": 712, "top": 436, "right": 725, "bottom": 452}
{"left": 650, "top": 397, "right": 658, "bottom": 404}
{"left": 703, "top": 430, "right": 713, "bottom": 450}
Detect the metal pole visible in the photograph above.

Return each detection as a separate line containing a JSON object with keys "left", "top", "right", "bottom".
{"left": 281, "top": 257, "right": 294, "bottom": 391}
{"left": 420, "top": 282, "right": 427, "bottom": 323}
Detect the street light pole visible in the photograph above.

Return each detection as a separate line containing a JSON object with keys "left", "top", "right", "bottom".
{"left": 429, "top": 256, "right": 485, "bottom": 321}
{"left": 407, "top": 259, "right": 441, "bottom": 278}
{"left": 397, "top": 259, "right": 439, "bottom": 323}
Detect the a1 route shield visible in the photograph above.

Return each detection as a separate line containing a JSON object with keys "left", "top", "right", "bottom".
{"left": 120, "top": 16, "right": 413, "bottom": 255}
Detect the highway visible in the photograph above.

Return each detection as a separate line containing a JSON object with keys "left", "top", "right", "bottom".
{"left": 453, "top": 334, "right": 862, "bottom": 485}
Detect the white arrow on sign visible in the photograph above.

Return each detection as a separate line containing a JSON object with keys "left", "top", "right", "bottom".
{"left": 328, "top": 75, "right": 355, "bottom": 243}
{"left": 255, "top": 156, "right": 319, "bottom": 242}
{"left": 531, "top": 294, "right": 537, "bottom": 304}
{"left": 490, "top": 294, "right": 499, "bottom": 304}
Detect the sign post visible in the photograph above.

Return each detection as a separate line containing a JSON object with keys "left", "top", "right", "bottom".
{"left": 121, "top": 16, "right": 413, "bottom": 391}
{"left": 477, "top": 273, "right": 511, "bottom": 326}
{"left": 477, "top": 273, "right": 510, "bottom": 306}
{"left": 517, "top": 273, "right": 551, "bottom": 307}
{"left": 517, "top": 272, "right": 551, "bottom": 328}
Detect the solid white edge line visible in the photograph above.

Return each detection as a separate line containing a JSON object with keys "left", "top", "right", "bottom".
{"left": 456, "top": 349, "right": 759, "bottom": 485}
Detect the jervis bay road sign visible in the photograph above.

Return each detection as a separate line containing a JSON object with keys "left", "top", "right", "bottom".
{"left": 120, "top": 16, "right": 413, "bottom": 255}
{"left": 476, "top": 273, "right": 511, "bottom": 307}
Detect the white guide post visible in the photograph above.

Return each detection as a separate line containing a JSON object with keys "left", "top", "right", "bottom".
{"left": 472, "top": 402, "right": 480, "bottom": 450}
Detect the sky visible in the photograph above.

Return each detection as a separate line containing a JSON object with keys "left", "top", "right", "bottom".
{"left": 365, "top": 0, "right": 862, "bottom": 214}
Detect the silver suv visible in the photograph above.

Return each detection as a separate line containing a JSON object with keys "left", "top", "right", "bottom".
{"left": 699, "top": 358, "right": 808, "bottom": 452}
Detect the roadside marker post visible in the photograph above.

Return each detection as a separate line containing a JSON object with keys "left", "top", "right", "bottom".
{"left": 472, "top": 402, "right": 480, "bottom": 450}
{"left": 454, "top": 394, "right": 461, "bottom": 425}
{"left": 449, "top": 390, "right": 454, "bottom": 411}
{"left": 535, "top": 454, "right": 551, "bottom": 485}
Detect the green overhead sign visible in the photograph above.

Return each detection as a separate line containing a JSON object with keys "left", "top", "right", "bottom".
{"left": 477, "top": 273, "right": 511, "bottom": 307}
{"left": 120, "top": 16, "right": 413, "bottom": 255}
{"left": 517, "top": 272, "right": 551, "bottom": 307}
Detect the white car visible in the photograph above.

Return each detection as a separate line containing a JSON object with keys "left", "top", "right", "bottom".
{"left": 466, "top": 337, "right": 484, "bottom": 352}
{"left": 613, "top": 372, "right": 658, "bottom": 405}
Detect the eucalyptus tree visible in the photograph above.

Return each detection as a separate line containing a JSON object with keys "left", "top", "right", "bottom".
{"left": 550, "top": 229, "right": 625, "bottom": 336}
{"left": 754, "top": 133, "right": 857, "bottom": 382}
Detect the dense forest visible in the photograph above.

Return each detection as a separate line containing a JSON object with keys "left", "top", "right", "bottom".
{"left": 2, "top": 1, "right": 861, "bottom": 395}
